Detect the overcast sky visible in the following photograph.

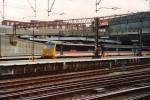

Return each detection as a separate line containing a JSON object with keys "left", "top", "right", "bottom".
{"left": 0, "top": 0, "right": 149, "bottom": 22}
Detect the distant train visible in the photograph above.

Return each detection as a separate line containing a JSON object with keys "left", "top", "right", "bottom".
{"left": 42, "top": 41, "right": 56, "bottom": 58}
{"left": 42, "top": 41, "right": 95, "bottom": 58}
{"left": 41, "top": 41, "right": 150, "bottom": 58}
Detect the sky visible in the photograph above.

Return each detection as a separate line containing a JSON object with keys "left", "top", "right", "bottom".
{"left": 0, "top": 0, "right": 149, "bottom": 22}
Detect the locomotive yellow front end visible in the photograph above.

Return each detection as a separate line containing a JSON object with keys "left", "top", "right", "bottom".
{"left": 42, "top": 42, "right": 56, "bottom": 58}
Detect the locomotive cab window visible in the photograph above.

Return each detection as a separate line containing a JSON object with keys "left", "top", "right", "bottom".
{"left": 45, "top": 42, "right": 56, "bottom": 48}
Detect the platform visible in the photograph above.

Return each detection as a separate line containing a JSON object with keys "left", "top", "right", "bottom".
{"left": 0, "top": 56, "right": 150, "bottom": 66}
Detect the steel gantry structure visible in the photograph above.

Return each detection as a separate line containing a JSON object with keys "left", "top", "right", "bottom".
{"left": 12, "top": 15, "right": 117, "bottom": 58}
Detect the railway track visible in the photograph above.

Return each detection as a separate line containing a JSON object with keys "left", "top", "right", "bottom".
{"left": 0, "top": 64, "right": 149, "bottom": 93}
{"left": 0, "top": 67, "right": 149, "bottom": 100}
{"left": 14, "top": 69, "right": 150, "bottom": 99}
{"left": 83, "top": 85, "right": 150, "bottom": 100}
{"left": 27, "top": 72, "right": 149, "bottom": 100}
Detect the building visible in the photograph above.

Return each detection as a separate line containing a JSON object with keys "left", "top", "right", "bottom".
{"left": 107, "top": 11, "right": 150, "bottom": 46}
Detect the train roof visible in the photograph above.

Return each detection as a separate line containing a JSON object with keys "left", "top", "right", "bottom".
{"left": 46, "top": 41, "right": 150, "bottom": 49}
{"left": 27, "top": 37, "right": 121, "bottom": 44}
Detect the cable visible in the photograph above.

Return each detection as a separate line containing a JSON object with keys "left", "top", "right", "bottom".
{"left": 27, "top": 0, "right": 34, "bottom": 10}
{"left": 97, "top": 0, "right": 102, "bottom": 5}
{"left": 96, "top": 0, "right": 102, "bottom": 13}
{"left": 26, "top": 0, "right": 36, "bottom": 17}
{"left": 50, "top": 0, "right": 56, "bottom": 12}
{"left": 48, "top": 0, "right": 56, "bottom": 16}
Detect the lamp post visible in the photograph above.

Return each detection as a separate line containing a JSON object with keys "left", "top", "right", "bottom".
{"left": 27, "top": 27, "right": 39, "bottom": 61}
{"left": 94, "top": 17, "right": 100, "bottom": 58}
{"left": 138, "top": 29, "right": 143, "bottom": 56}
{"left": 31, "top": 27, "right": 39, "bottom": 61}
{"left": 94, "top": 3, "right": 121, "bottom": 58}
{"left": 32, "top": 27, "right": 35, "bottom": 60}
{"left": 0, "top": 34, "right": 1, "bottom": 58}
{"left": 131, "top": 40, "right": 138, "bottom": 56}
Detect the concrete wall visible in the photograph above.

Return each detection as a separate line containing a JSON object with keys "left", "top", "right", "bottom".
{"left": 0, "top": 35, "right": 45, "bottom": 57}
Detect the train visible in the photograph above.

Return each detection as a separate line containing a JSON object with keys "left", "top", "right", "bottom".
{"left": 42, "top": 41, "right": 56, "bottom": 58}
{"left": 42, "top": 41, "right": 95, "bottom": 58}
{"left": 41, "top": 41, "right": 149, "bottom": 58}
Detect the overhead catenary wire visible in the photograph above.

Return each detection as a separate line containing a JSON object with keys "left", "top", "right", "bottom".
{"left": 26, "top": 0, "right": 36, "bottom": 17}
{"left": 96, "top": 0, "right": 102, "bottom": 13}
{"left": 48, "top": 0, "right": 56, "bottom": 16}
{"left": 50, "top": 0, "right": 56, "bottom": 12}
{"left": 97, "top": 0, "right": 102, "bottom": 5}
